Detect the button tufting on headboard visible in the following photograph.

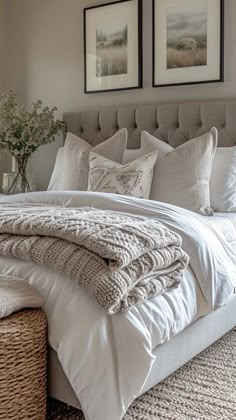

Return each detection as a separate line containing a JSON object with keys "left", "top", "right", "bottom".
{"left": 63, "top": 101, "right": 236, "bottom": 149}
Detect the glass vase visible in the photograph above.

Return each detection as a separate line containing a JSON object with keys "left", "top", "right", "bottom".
{"left": 8, "top": 156, "right": 31, "bottom": 194}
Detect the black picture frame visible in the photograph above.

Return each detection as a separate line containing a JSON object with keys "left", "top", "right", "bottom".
{"left": 84, "top": 0, "right": 143, "bottom": 94}
{"left": 152, "top": 0, "right": 224, "bottom": 88}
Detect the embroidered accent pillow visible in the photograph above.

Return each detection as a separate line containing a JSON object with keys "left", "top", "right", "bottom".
{"left": 60, "top": 129, "right": 128, "bottom": 191}
{"left": 88, "top": 151, "right": 158, "bottom": 199}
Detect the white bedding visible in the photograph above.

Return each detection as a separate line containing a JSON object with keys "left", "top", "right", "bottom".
{"left": 212, "top": 212, "right": 236, "bottom": 229}
{"left": 0, "top": 191, "right": 236, "bottom": 420}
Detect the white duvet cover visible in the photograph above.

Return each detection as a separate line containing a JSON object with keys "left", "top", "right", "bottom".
{"left": 0, "top": 191, "right": 236, "bottom": 420}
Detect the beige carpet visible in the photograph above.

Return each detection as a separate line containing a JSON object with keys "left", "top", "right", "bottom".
{"left": 47, "top": 328, "right": 236, "bottom": 420}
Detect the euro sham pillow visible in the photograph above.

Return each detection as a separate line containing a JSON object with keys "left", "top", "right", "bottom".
{"left": 60, "top": 129, "right": 128, "bottom": 191}
{"left": 47, "top": 147, "right": 64, "bottom": 191}
{"left": 141, "top": 129, "right": 218, "bottom": 215}
{"left": 88, "top": 151, "right": 158, "bottom": 199}
{"left": 142, "top": 130, "right": 236, "bottom": 213}
{"left": 210, "top": 146, "right": 236, "bottom": 212}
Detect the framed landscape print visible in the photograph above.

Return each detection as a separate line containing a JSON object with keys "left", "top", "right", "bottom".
{"left": 153, "top": 0, "right": 224, "bottom": 87}
{"left": 84, "top": 0, "right": 142, "bottom": 93}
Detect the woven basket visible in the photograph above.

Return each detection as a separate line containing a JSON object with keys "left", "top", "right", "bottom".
{"left": 0, "top": 309, "right": 47, "bottom": 420}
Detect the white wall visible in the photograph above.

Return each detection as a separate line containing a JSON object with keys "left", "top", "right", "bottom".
{"left": 0, "top": 0, "right": 11, "bottom": 180}
{"left": 4, "top": 0, "right": 236, "bottom": 189}
{"left": 0, "top": 0, "right": 6, "bottom": 93}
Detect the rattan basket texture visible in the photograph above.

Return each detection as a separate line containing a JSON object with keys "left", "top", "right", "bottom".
{"left": 0, "top": 309, "right": 47, "bottom": 420}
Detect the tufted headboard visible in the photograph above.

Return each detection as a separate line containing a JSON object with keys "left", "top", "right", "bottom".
{"left": 63, "top": 101, "right": 236, "bottom": 149}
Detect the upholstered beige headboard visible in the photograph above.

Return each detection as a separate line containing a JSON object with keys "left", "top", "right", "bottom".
{"left": 63, "top": 101, "right": 236, "bottom": 149}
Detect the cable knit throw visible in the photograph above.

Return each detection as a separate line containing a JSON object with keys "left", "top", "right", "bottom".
{"left": 0, "top": 276, "right": 43, "bottom": 318}
{"left": 0, "top": 206, "right": 189, "bottom": 314}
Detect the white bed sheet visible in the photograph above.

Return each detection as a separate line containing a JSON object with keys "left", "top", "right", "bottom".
{"left": 0, "top": 192, "right": 236, "bottom": 420}
{"left": 206, "top": 212, "right": 236, "bottom": 253}
{"left": 0, "top": 254, "right": 209, "bottom": 419}
{"left": 212, "top": 212, "right": 236, "bottom": 230}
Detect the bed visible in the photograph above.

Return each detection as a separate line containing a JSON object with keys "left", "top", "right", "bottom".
{"left": 1, "top": 100, "right": 236, "bottom": 420}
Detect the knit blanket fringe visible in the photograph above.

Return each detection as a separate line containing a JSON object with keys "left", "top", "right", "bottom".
{"left": 0, "top": 206, "right": 189, "bottom": 314}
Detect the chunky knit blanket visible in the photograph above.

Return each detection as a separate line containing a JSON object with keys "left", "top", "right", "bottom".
{"left": 0, "top": 206, "right": 189, "bottom": 314}
{"left": 0, "top": 276, "right": 43, "bottom": 318}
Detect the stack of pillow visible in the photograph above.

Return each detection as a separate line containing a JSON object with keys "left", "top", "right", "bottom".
{"left": 48, "top": 127, "right": 236, "bottom": 215}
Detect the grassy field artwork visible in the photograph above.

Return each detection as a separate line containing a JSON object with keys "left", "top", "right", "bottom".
{"left": 167, "top": 11, "right": 207, "bottom": 69}
{"left": 96, "top": 20, "right": 128, "bottom": 77}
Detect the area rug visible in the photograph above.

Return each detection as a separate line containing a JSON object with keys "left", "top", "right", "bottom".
{"left": 47, "top": 328, "right": 236, "bottom": 420}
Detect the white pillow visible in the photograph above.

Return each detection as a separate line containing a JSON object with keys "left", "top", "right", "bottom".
{"left": 210, "top": 147, "right": 236, "bottom": 212}
{"left": 123, "top": 133, "right": 170, "bottom": 164}
{"left": 61, "top": 129, "right": 128, "bottom": 191}
{"left": 124, "top": 133, "right": 172, "bottom": 164}
{"left": 141, "top": 129, "right": 218, "bottom": 215}
{"left": 141, "top": 131, "right": 236, "bottom": 213}
{"left": 141, "top": 131, "right": 174, "bottom": 156}
{"left": 88, "top": 151, "right": 158, "bottom": 199}
{"left": 47, "top": 147, "right": 64, "bottom": 191}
